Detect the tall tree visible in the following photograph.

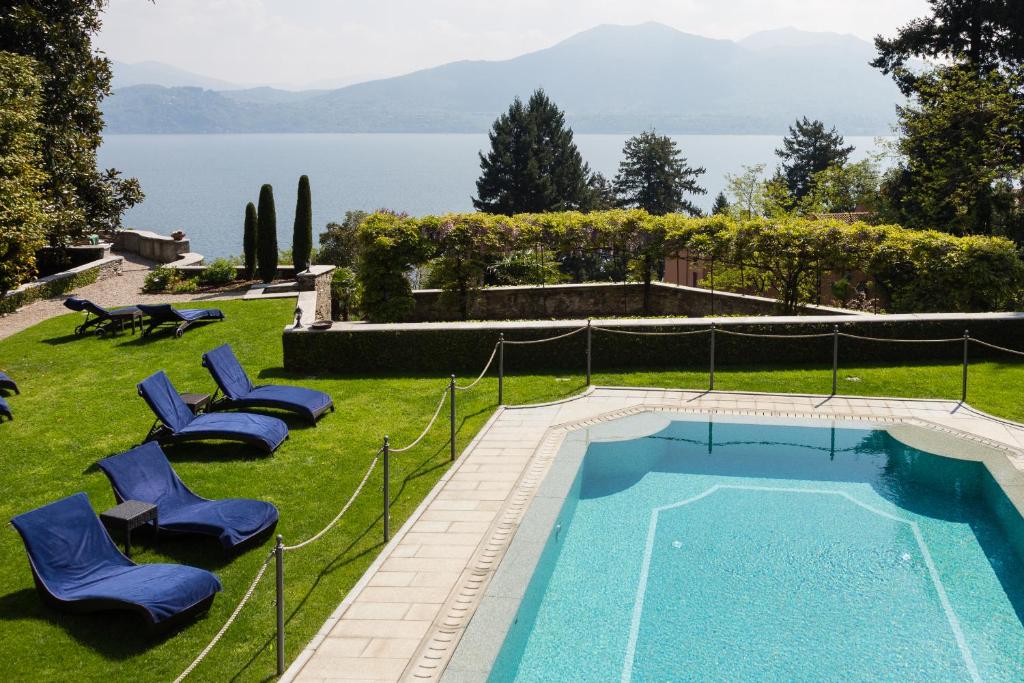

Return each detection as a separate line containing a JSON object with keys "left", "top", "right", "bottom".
{"left": 0, "top": 0, "right": 142, "bottom": 246}
{"left": 473, "top": 89, "right": 593, "bottom": 214}
{"left": 242, "top": 202, "right": 257, "bottom": 279}
{"left": 613, "top": 130, "right": 706, "bottom": 215}
{"left": 872, "top": 0, "right": 1024, "bottom": 95}
{"left": 775, "top": 118, "right": 854, "bottom": 200}
{"left": 256, "top": 184, "right": 278, "bottom": 283}
{"left": 0, "top": 52, "right": 48, "bottom": 294}
{"left": 711, "top": 192, "right": 730, "bottom": 216}
{"left": 292, "top": 175, "right": 312, "bottom": 271}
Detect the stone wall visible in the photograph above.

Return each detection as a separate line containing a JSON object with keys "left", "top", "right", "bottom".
{"left": 408, "top": 282, "right": 855, "bottom": 322}
{"left": 113, "top": 229, "right": 192, "bottom": 263}
{"left": 297, "top": 266, "right": 335, "bottom": 322}
{"left": 1, "top": 256, "right": 123, "bottom": 315}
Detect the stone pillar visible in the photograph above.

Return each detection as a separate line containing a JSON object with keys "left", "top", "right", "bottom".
{"left": 296, "top": 265, "right": 335, "bottom": 322}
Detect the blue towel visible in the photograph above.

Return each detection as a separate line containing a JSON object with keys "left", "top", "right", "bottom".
{"left": 138, "top": 371, "right": 288, "bottom": 452}
{"left": 0, "top": 370, "right": 18, "bottom": 394}
{"left": 99, "top": 443, "right": 279, "bottom": 549}
{"left": 0, "top": 396, "right": 10, "bottom": 421}
{"left": 10, "top": 493, "right": 221, "bottom": 624}
{"left": 137, "top": 304, "right": 224, "bottom": 323}
{"left": 203, "top": 344, "right": 333, "bottom": 423}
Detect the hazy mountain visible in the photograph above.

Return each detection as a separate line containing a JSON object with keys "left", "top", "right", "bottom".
{"left": 104, "top": 23, "right": 902, "bottom": 135}
{"left": 110, "top": 60, "right": 246, "bottom": 90}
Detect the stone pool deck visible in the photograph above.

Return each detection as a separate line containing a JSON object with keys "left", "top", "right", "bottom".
{"left": 283, "top": 386, "right": 1024, "bottom": 682}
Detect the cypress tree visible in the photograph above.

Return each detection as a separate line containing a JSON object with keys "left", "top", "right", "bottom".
{"left": 292, "top": 175, "right": 313, "bottom": 272}
{"left": 256, "top": 184, "right": 278, "bottom": 283}
{"left": 243, "top": 201, "right": 257, "bottom": 279}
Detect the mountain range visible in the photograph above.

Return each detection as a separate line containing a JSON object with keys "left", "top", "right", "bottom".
{"left": 103, "top": 23, "right": 903, "bottom": 135}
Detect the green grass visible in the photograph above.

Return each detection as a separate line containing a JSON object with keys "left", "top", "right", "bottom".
{"left": 1, "top": 300, "right": 1022, "bottom": 682}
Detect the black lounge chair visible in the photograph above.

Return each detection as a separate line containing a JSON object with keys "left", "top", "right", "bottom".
{"left": 0, "top": 396, "right": 11, "bottom": 421}
{"left": 10, "top": 493, "right": 222, "bottom": 629}
{"left": 137, "top": 304, "right": 224, "bottom": 338}
{"left": 137, "top": 370, "right": 288, "bottom": 453}
{"left": 99, "top": 442, "right": 279, "bottom": 550}
{"left": 202, "top": 344, "right": 334, "bottom": 425}
{"left": 63, "top": 296, "right": 143, "bottom": 336}
{"left": 0, "top": 371, "right": 18, "bottom": 395}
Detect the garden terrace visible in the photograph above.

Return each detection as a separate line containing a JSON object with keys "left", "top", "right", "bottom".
{"left": 4, "top": 300, "right": 1024, "bottom": 681}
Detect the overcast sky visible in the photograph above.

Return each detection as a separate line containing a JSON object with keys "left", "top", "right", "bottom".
{"left": 96, "top": 0, "right": 930, "bottom": 89}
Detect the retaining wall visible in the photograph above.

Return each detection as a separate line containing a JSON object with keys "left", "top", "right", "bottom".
{"left": 282, "top": 312, "right": 1024, "bottom": 375}
{"left": 113, "top": 229, "right": 192, "bottom": 263}
{"left": 1, "top": 256, "right": 123, "bottom": 315}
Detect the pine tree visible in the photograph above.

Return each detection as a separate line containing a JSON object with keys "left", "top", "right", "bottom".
{"left": 256, "top": 184, "right": 278, "bottom": 283}
{"left": 775, "top": 118, "right": 854, "bottom": 200}
{"left": 473, "top": 89, "right": 593, "bottom": 214}
{"left": 711, "top": 192, "right": 729, "bottom": 215}
{"left": 613, "top": 130, "right": 706, "bottom": 215}
{"left": 242, "top": 201, "right": 257, "bottom": 279}
{"left": 292, "top": 175, "right": 312, "bottom": 272}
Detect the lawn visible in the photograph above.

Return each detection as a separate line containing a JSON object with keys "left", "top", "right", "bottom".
{"left": 0, "top": 299, "right": 1022, "bottom": 682}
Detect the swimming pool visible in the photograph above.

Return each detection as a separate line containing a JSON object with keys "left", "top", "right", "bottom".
{"left": 484, "top": 417, "right": 1024, "bottom": 682}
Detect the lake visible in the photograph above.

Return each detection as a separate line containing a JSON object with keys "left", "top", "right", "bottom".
{"left": 98, "top": 134, "right": 889, "bottom": 259}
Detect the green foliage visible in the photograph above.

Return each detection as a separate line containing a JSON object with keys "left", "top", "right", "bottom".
{"left": 242, "top": 201, "right": 257, "bottom": 279}
{"left": 801, "top": 159, "right": 883, "bottom": 215}
{"left": 0, "top": 1, "right": 142, "bottom": 245}
{"left": 318, "top": 210, "right": 367, "bottom": 267}
{"left": 473, "top": 89, "right": 594, "bottom": 214}
{"left": 0, "top": 52, "right": 48, "bottom": 295}
{"left": 142, "top": 265, "right": 178, "bottom": 293}
{"left": 485, "top": 249, "right": 567, "bottom": 286}
{"left": 198, "top": 258, "right": 237, "bottom": 287}
{"left": 613, "top": 130, "right": 706, "bottom": 215}
{"left": 356, "top": 211, "right": 426, "bottom": 322}
{"left": 292, "top": 175, "right": 312, "bottom": 272}
{"left": 711, "top": 192, "right": 729, "bottom": 216}
{"left": 330, "top": 266, "right": 357, "bottom": 321}
{"left": 170, "top": 277, "right": 198, "bottom": 294}
{"left": 256, "top": 184, "right": 278, "bottom": 283}
{"left": 881, "top": 66, "right": 1024, "bottom": 239}
{"left": 775, "top": 117, "right": 854, "bottom": 199}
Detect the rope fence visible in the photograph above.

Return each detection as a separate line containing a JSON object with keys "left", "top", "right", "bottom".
{"left": 175, "top": 317, "right": 1024, "bottom": 681}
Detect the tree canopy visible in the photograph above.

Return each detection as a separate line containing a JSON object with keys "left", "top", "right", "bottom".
{"left": 613, "top": 130, "right": 706, "bottom": 216}
{"left": 473, "top": 89, "right": 593, "bottom": 215}
{"left": 775, "top": 118, "right": 854, "bottom": 200}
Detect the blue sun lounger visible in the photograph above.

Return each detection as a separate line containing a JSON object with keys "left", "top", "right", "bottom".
{"left": 137, "top": 304, "right": 224, "bottom": 338}
{"left": 0, "top": 396, "right": 11, "bottom": 421}
{"left": 0, "top": 371, "right": 18, "bottom": 394}
{"left": 99, "top": 442, "right": 279, "bottom": 550}
{"left": 63, "top": 296, "right": 143, "bottom": 336}
{"left": 202, "top": 344, "right": 334, "bottom": 425}
{"left": 10, "top": 493, "right": 221, "bottom": 628}
{"left": 138, "top": 371, "right": 288, "bottom": 453}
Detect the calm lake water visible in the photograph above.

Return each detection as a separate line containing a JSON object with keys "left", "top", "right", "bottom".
{"left": 98, "top": 134, "right": 888, "bottom": 258}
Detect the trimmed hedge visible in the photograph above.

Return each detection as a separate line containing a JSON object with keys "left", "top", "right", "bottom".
{"left": 283, "top": 315, "right": 1024, "bottom": 375}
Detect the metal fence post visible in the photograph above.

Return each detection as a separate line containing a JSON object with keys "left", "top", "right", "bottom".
{"left": 498, "top": 333, "right": 505, "bottom": 405}
{"left": 832, "top": 324, "right": 839, "bottom": 395}
{"left": 585, "top": 319, "right": 592, "bottom": 386}
{"left": 962, "top": 329, "right": 970, "bottom": 403}
{"left": 449, "top": 375, "right": 456, "bottom": 462}
{"left": 275, "top": 534, "right": 284, "bottom": 676}
{"left": 709, "top": 323, "right": 715, "bottom": 391}
{"left": 383, "top": 436, "right": 390, "bottom": 542}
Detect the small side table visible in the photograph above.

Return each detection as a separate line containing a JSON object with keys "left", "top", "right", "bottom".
{"left": 100, "top": 500, "right": 158, "bottom": 558}
{"left": 179, "top": 392, "right": 211, "bottom": 415}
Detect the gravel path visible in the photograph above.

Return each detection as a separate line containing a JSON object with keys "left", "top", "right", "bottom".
{"left": 0, "top": 253, "right": 247, "bottom": 341}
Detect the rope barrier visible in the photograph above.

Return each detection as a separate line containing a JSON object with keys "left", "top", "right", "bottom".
{"left": 173, "top": 550, "right": 274, "bottom": 683}
{"left": 502, "top": 326, "right": 587, "bottom": 345}
{"left": 455, "top": 343, "right": 498, "bottom": 391}
{"left": 970, "top": 338, "right": 1024, "bottom": 358}
{"left": 838, "top": 332, "right": 963, "bottom": 344}
{"left": 390, "top": 388, "right": 449, "bottom": 453}
{"left": 715, "top": 329, "right": 833, "bottom": 339}
{"left": 593, "top": 326, "right": 711, "bottom": 337}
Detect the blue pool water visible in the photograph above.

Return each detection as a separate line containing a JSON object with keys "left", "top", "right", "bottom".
{"left": 490, "top": 420, "right": 1024, "bottom": 682}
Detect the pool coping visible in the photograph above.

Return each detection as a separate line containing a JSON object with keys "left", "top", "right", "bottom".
{"left": 285, "top": 387, "right": 1024, "bottom": 682}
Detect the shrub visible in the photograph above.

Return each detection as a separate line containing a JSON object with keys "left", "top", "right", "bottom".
{"left": 318, "top": 210, "right": 367, "bottom": 267}
{"left": 292, "top": 175, "right": 312, "bottom": 272}
{"left": 171, "top": 277, "right": 198, "bottom": 294}
{"left": 242, "top": 202, "right": 257, "bottom": 279}
{"left": 356, "top": 211, "right": 426, "bottom": 322}
{"left": 330, "top": 267, "right": 357, "bottom": 321}
{"left": 198, "top": 258, "right": 237, "bottom": 287}
{"left": 256, "top": 184, "right": 278, "bottom": 283}
{"left": 142, "top": 265, "right": 179, "bottom": 293}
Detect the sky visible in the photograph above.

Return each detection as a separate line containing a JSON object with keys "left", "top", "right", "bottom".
{"left": 96, "top": 0, "right": 931, "bottom": 90}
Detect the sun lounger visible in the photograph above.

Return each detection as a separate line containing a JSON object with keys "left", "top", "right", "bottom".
{"left": 202, "top": 344, "right": 334, "bottom": 425}
{"left": 0, "top": 371, "right": 19, "bottom": 394}
{"left": 137, "top": 304, "right": 224, "bottom": 338}
{"left": 137, "top": 370, "right": 288, "bottom": 453}
{"left": 99, "top": 442, "right": 279, "bottom": 550}
{"left": 63, "top": 296, "right": 143, "bottom": 336}
{"left": 0, "top": 396, "right": 11, "bottom": 421}
{"left": 10, "top": 493, "right": 221, "bottom": 627}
